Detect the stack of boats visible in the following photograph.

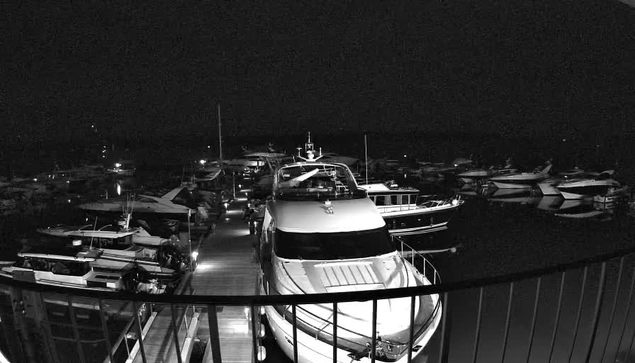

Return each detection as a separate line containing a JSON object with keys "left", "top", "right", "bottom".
{"left": 455, "top": 159, "right": 630, "bottom": 220}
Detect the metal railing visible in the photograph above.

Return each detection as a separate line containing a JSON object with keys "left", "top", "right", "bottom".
{"left": 3, "top": 244, "right": 635, "bottom": 363}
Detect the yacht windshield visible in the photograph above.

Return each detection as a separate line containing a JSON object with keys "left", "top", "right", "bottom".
{"left": 274, "top": 227, "right": 395, "bottom": 260}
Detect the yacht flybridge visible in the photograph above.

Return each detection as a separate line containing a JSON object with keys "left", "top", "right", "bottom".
{"left": 258, "top": 133, "right": 442, "bottom": 362}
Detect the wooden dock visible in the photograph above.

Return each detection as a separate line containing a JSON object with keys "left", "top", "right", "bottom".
{"left": 129, "top": 197, "right": 260, "bottom": 363}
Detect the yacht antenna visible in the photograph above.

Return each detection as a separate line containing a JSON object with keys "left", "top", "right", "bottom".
{"left": 364, "top": 134, "right": 369, "bottom": 185}
{"left": 89, "top": 216, "right": 98, "bottom": 249}
{"left": 218, "top": 103, "right": 223, "bottom": 167}
{"left": 297, "top": 132, "right": 323, "bottom": 162}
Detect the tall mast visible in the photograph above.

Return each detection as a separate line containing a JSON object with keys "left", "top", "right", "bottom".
{"left": 218, "top": 103, "right": 223, "bottom": 164}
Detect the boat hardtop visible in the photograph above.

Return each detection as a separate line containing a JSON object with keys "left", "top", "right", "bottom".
{"left": 269, "top": 198, "right": 385, "bottom": 233}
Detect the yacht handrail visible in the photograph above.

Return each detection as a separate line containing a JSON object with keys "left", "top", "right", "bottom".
{"left": 396, "top": 238, "right": 441, "bottom": 285}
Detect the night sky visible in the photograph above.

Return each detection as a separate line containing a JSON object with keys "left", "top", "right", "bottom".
{"left": 4, "top": 0, "right": 635, "bottom": 146}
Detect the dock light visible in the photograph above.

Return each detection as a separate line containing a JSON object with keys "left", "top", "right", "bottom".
{"left": 451, "top": 199, "right": 459, "bottom": 206}
{"left": 115, "top": 162, "right": 122, "bottom": 168}
{"left": 207, "top": 145, "right": 211, "bottom": 149}
{"left": 33, "top": 178, "right": 37, "bottom": 182}
{"left": 199, "top": 159, "right": 206, "bottom": 165}
{"left": 72, "top": 240, "right": 82, "bottom": 247}
{"left": 404, "top": 154, "right": 407, "bottom": 158}
{"left": 68, "top": 199, "right": 71, "bottom": 203}
{"left": 258, "top": 324, "right": 266, "bottom": 338}
{"left": 116, "top": 183, "right": 122, "bottom": 196}
{"left": 257, "top": 346, "right": 267, "bottom": 362}
{"left": 224, "top": 202, "right": 229, "bottom": 209}
{"left": 191, "top": 251, "right": 199, "bottom": 261}
{"left": 259, "top": 306, "right": 266, "bottom": 315}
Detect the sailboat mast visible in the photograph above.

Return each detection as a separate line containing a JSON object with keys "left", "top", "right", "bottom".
{"left": 218, "top": 103, "right": 223, "bottom": 164}
{"left": 364, "top": 134, "right": 369, "bottom": 185}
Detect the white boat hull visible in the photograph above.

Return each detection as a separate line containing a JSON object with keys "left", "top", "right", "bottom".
{"left": 264, "top": 295, "right": 441, "bottom": 363}
{"left": 491, "top": 181, "right": 534, "bottom": 190}
{"left": 558, "top": 190, "right": 587, "bottom": 200}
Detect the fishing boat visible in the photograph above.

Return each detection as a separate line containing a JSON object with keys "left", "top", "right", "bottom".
{"left": 358, "top": 181, "right": 463, "bottom": 236}
{"left": 258, "top": 133, "right": 442, "bottom": 362}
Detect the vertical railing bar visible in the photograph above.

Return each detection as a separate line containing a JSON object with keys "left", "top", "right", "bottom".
{"left": 98, "top": 298, "right": 115, "bottom": 363}
{"left": 500, "top": 282, "right": 515, "bottom": 363}
{"left": 567, "top": 266, "right": 588, "bottom": 363}
{"left": 611, "top": 267, "right": 635, "bottom": 363}
{"left": 332, "top": 302, "right": 338, "bottom": 363}
{"left": 251, "top": 305, "right": 258, "bottom": 363}
{"left": 207, "top": 304, "right": 222, "bottom": 363}
{"left": 599, "top": 257, "right": 624, "bottom": 362}
{"left": 169, "top": 304, "right": 183, "bottom": 363}
{"left": 525, "top": 277, "right": 542, "bottom": 363}
{"left": 627, "top": 316, "right": 635, "bottom": 363}
{"left": 438, "top": 293, "right": 450, "bottom": 363}
{"left": 292, "top": 304, "right": 298, "bottom": 363}
{"left": 583, "top": 262, "right": 607, "bottom": 363}
{"left": 39, "top": 294, "right": 61, "bottom": 363}
{"left": 371, "top": 299, "right": 378, "bottom": 363}
{"left": 131, "top": 301, "right": 147, "bottom": 363}
{"left": 67, "top": 295, "right": 87, "bottom": 363}
{"left": 547, "top": 271, "right": 567, "bottom": 363}
{"left": 472, "top": 287, "right": 484, "bottom": 363}
{"left": 407, "top": 295, "right": 416, "bottom": 363}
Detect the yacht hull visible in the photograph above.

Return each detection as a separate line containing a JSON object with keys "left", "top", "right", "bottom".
{"left": 383, "top": 204, "right": 461, "bottom": 236}
{"left": 491, "top": 181, "right": 534, "bottom": 190}
{"left": 263, "top": 294, "right": 441, "bottom": 363}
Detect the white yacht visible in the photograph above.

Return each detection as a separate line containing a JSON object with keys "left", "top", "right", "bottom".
{"left": 79, "top": 186, "right": 203, "bottom": 222}
{"left": 259, "top": 133, "right": 441, "bottom": 362}
{"left": 37, "top": 217, "right": 192, "bottom": 278}
{"left": 556, "top": 171, "right": 621, "bottom": 200}
{"left": 0, "top": 253, "right": 166, "bottom": 294}
{"left": 489, "top": 162, "right": 552, "bottom": 189}
{"left": 457, "top": 159, "right": 516, "bottom": 185}
{"left": 537, "top": 168, "right": 596, "bottom": 196}
{"left": 359, "top": 181, "right": 463, "bottom": 236}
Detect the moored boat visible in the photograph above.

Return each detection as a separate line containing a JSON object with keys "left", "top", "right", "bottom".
{"left": 258, "top": 133, "right": 442, "bottom": 362}
{"left": 359, "top": 181, "right": 463, "bottom": 236}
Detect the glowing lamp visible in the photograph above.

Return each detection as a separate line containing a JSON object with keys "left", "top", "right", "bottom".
{"left": 451, "top": 199, "right": 459, "bottom": 206}
{"left": 257, "top": 346, "right": 267, "bottom": 362}
{"left": 116, "top": 184, "right": 122, "bottom": 196}
{"left": 259, "top": 306, "right": 266, "bottom": 316}
{"left": 115, "top": 163, "right": 122, "bottom": 168}
{"left": 199, "top": 159, "right": 206, "bottom": 165}
{"left": 258, "top": 324, "right": 266, "bottom": 338}
{"left": 72, "top": 240, "right": 82, "bottom": 247}
{"left": 191, "top": 251, "right": 199, "bottom": 261}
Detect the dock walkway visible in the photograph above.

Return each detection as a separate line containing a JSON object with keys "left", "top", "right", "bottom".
{"left": 131, "top": 197, "right": 260, "bottom": 363}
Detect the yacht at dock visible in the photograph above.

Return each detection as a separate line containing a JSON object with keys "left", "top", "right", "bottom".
{"left": 258, "top": 133, "right": 442, "bottom": 362}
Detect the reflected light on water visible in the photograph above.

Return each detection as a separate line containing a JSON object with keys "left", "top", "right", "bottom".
{"left": 196, "top": 262, "right": 214, "bottom": 272}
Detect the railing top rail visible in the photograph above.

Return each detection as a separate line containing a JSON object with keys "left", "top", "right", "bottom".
{"left": 3, "top": 243, "right": 635, "bottom": 306}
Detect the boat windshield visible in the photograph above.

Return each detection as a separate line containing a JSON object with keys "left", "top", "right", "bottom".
{"left": 274, "top": 227, "right": 395, "bottom": 260}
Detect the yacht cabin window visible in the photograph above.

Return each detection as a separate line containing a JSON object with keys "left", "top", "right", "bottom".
{"left": 274, "top": 227, "right": 394, "bottom": 260}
